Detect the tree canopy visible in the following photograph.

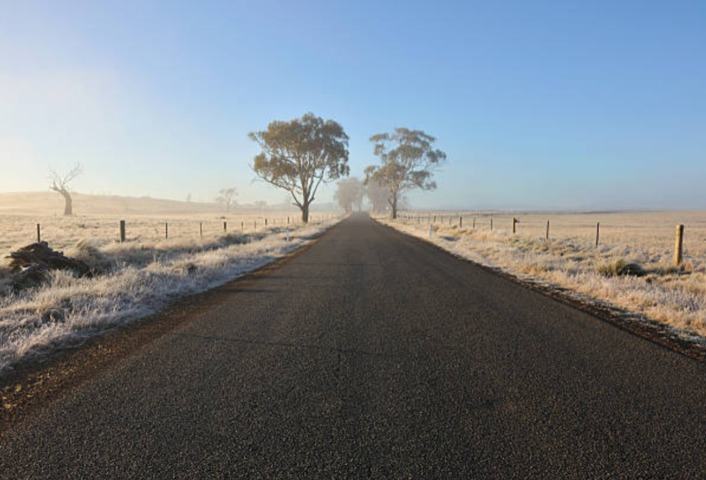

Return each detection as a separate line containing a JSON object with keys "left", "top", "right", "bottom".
{"left": 215, "top": 187, "right": 237, "bottom": 212}
{"left": 365, "top": 128, "right": 446, "bottom": 219}
{"left": 334, "top": 177, "right": 365, "bottom": 213}
{"left": 249, "top": 113, "right": 349, "bottom": 222}
{"left": 365, "top": 179, "right": 391, "bottom": 214}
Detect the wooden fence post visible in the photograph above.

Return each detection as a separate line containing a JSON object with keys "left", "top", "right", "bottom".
{"left": 265, "top": 218, "right": 268, "bottom": 226}
{"left": 120, "top": 220, "right": 126, "bottom": 242}
{"left": 674, "top": 224, "right": 684, "bottom": 266}
{"left": 473, "top": 218, "right": 476, "bottom": 229}
{"left": 199, "top": 222, "right": 203, "bottom": 238}
{"left": 223, "top": 221, "right": 227, "bottom": 233}
{"left": 36, "top": 223, "right": 41, "bottom": 243}
{"left": 459, "top": 216, "right": 463, "bottom": 228}
{"left": 512, "top": 218, "right": 518, "bottom": 234}
{"left": 165, "top": 223, "right": 168, "bottom": 239}
{"left": 595, "top": 222, "right": 600, "bottom": 247}
{"left": 546, "top": 220, "right": 550, "bottom": 240}
{"left": 490, "top": 218, "right": 493, "bottom": 231}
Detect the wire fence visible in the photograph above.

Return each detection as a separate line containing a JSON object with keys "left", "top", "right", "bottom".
{"left": 395, "top": 210, "right": 706, "bottom": 266}
{"left": 0, "top": 212, "right": 341, "bottom": 253}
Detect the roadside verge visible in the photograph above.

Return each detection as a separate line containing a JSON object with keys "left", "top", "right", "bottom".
{"left": 374, "top": 217, "right": 706, "bottom": 363}
{"left": 0, "top": 218, "right": 342, "bottom": 424}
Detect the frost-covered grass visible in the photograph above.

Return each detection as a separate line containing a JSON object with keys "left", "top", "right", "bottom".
{"left": 378, "top": 211, "right": 706, "bottom": 340}
{"left": 0, "top": 210, "right": 326, "bottom": 255}
{"left": 0, "top": 215, "right": 342, "bottom": 375}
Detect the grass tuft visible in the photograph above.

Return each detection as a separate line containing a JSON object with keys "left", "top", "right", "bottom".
{"left": 597, "top": 259, "right": 646, "bottom": 277}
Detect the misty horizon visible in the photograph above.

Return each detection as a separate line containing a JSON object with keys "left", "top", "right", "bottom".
{"left": 1, "top": 2, "right": 704, "bottom": 211}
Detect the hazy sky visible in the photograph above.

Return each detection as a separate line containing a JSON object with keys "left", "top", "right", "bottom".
{"left": 1, "top": 0, "right": 705, "bottom": 209}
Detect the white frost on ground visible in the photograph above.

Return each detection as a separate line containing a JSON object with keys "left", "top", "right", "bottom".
{"left": 377, "top": 216, "right": 706, "bottom": 341}
{"left": 0, "top": 219, "right": 341, "bottom": 374}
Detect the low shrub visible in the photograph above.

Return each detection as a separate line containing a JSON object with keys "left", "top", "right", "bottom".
{"left": 597, "top": 259, "right": 645, "bottom": 277}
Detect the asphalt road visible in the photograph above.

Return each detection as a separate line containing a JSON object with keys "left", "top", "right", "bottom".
{"left": 2, "top": 213, "right": 706, "bottom": 478}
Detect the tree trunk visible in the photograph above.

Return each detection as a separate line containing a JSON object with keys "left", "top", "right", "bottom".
{"left": 390, "top": 195, "right": 398, "bottom": 219}
{"left": 301, "top": 203, "right": 309, "bottom": 223}
{"left": 60, "top": 189, "right": 73, "bottom": 216}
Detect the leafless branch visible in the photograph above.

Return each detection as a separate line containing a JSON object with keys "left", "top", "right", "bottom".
{"left": 49, "top": 163, "right": 83, "bottom": 191}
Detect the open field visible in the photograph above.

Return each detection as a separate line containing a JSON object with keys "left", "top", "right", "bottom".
{"left": 379, "top": 210, "right": 706, "bottom": 340}
{"left": 0, "top": 192, "right": 333, "bottom": 253}
{"left": 0, "top": 192, "right": 342, "bottom": 374}
{"left": 6, "top": 215, "right": 706, "bottom": 477}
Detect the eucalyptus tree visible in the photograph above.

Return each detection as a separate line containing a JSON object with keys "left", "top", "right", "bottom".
{"left": 365, "top": 128, "right": 446, "bottom": 219}
{"left": 249, "top": 113, "right": 349, "bottom": 223}
{"left": 365, "top": 178, "right": 390, "bottom": 214}
{"left": 215, "top": 187, "right": 237, "bottom": 212}
{"left": 334, "top": 177, "right": 365, "bottom": 213}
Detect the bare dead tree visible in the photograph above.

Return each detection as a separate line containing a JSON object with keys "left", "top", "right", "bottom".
{"left": 49, "top": 163, "right": 83, "bottom": 216}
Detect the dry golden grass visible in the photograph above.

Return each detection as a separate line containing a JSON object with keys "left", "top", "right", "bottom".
{"left": 0, "top": 192, "right": 325, "bottom": 254}
{"left": 383, "top": 210, "right": 706, "bottom": 339}
{"left": 0, "top": 192, "right": 342, "bottom": 373}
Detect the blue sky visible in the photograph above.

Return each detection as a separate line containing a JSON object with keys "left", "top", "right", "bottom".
{"left": 1, "top": 0, "right": 705, "bottom": 209}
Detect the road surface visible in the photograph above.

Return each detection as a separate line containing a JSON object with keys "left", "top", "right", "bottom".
{"left": 2, "top": 213, "right": 706, "bottom": 478}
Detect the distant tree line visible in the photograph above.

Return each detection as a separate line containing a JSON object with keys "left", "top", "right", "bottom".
{"left": 48, "top": 114, "right": 445, "bottom": 221}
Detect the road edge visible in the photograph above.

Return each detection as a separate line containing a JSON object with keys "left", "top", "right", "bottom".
{"left": 0, "top": 220, "right": 342, "bottom": 429}
{"left": 374, "top": 218, "right": 706, "bottom": 364}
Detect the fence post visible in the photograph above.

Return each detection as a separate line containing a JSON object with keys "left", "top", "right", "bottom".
{"left": 265, "top": 218, "right": 268, "bottom": 226}
{"left": 546, "top": 220, "right": 550, "bottom": 240}
{"left": 595, "top": 222, "right": 600, "bottom": 247}
{"left": 287, "top": 216, "right": 290, "bottom": 225}
{"left": 459, "top": 216, "right": 463, "bottom": 228}
{"left": 241, "top": 221, "right": 244, "bottom": 230}
{"left": 674, "top": 224, "right": 684, "bottom": 266}
{"left": 512, "top": 218, "right": 518, "bottom": 234}
{"left": 120, "top": 220, "right": 126, "bottom": 242}
{"left": 36, "top": 223, "right": 41, "bottom": 243}
{"left": 473, "top": 218, "right": 476, "bottom": 229}
{"left": 490, "top": 218, "right": 493, "bottom": 231}
{"left": 223, "top": 221, "right": 227, "bottom": 233}
{"left": 200, "top": 222, "right": 203, "bottom": 238}
{"left": 165, "top": 223, "right": 168, "bottom": 239}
